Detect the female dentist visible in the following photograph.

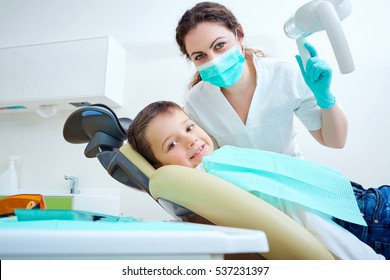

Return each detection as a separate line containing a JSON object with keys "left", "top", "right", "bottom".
{"left": 175, "top": 1, "right": 348, "bottom": 158}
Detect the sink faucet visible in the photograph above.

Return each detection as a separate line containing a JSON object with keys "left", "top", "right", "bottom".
{"left": 64, "top": 175, "right": 79, "bottom": 194}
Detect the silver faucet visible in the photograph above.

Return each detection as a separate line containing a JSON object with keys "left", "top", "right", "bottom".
{"left": 64, "top": 175, "right": 79, "bottom": 194}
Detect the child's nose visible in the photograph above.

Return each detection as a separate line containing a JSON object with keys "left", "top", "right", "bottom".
{"left": 188, "top": 137, "right": 198, "bottom": 148}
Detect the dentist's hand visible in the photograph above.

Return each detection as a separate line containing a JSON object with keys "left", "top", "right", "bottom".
{"left": 296, "top": 42, "right": 335, "bottom": 109}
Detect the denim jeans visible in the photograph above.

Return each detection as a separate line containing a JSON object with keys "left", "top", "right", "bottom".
{"left": 333, "top": 181, "right": 390, "bottom": 259}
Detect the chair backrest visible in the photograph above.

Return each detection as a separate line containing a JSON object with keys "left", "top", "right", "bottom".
{"left": 118, "top": 144, "right": 194, "bottom": 218}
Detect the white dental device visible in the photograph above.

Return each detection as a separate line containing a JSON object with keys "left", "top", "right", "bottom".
{"left": 283, "top": 0, "right": 354, "bottom": 74}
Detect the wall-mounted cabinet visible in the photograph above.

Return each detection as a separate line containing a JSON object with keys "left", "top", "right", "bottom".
{"left": 0, "top": 36, "right": 126, "bottom": 114}
{"left": 0, "top": 47, "right": 28, "bottom": 103}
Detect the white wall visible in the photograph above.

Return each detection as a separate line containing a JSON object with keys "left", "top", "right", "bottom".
{"left": 0, "top": 0, "right": 389, "bottom": 220}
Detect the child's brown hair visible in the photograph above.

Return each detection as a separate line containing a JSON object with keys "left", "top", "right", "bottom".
{"left": 127, "top": 101, "right": 183, "bottom": 167}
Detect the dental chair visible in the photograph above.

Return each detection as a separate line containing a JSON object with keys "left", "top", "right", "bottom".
{"left": 63, "top": 104, "right": 334, "bottom": 260}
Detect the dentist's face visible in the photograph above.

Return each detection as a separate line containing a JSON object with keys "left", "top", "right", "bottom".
{"left": 184, "top": 21, "right": 240, "bottom": 66}
{"left": 145, "top": 109, "right": 214, "bottom": 168}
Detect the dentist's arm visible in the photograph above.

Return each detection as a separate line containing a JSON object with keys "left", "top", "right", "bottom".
{"left": 310, "top": 104, "right": 348, "bottom": 148}
{"left": 296, "top": 42, "right": 348, "bottom": 148}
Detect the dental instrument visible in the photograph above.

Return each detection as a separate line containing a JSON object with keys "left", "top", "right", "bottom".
{"left": 284, "top": 0, "right": 354, "bottom": 74}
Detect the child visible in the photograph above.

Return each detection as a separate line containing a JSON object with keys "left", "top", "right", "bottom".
{"left": 127, "top": 101, "right": 389, "bottom": 260}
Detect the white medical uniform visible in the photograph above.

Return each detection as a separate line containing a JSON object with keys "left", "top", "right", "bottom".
{"left": 184, "top": 56, "right": 322, "bottom": 158}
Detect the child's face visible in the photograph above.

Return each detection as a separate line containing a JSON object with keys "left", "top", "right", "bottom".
{"left": 145, "top": 108, "right": 214, "bottom": 168}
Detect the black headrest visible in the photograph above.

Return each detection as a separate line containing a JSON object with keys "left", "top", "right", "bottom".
{"left": 63, "top": 104, "right": 132, "bottom": 158}
{"left": 63, "top": 103, "right": 131, "bottom": 143}
{"left": 63, "top": 103, "right": 149, "bottom": 191}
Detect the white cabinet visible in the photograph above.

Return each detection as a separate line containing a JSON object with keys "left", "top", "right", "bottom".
{"left": 0, "top": 47, "right": 28, "bottom": 103}
{"left": 0, "top": 36, "right": 126, "bottom": 113}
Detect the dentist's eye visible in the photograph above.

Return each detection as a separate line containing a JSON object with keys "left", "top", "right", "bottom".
{"left": 194, "top": 53, "right": 205, "bottom": 61}
{"left": 168, "top": 140, "right": 178, "bottom": 151}
{"left": 214, "top": 42, "right": 225, "bottom": 50}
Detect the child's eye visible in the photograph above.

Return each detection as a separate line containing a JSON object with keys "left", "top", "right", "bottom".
{"left": 186, "top": 124, "right": 195, "bottom": 132}
{"left": 168, "top": 140, "right": 178, "bottom": 151}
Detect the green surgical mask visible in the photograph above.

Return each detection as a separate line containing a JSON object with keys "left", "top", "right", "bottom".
{"left": 196, "top": 46, "right": 245, "bottom": 88}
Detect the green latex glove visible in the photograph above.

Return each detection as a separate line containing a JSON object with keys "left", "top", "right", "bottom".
{"left": 296, "top": 42, "right": 335, "bottom": 109}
